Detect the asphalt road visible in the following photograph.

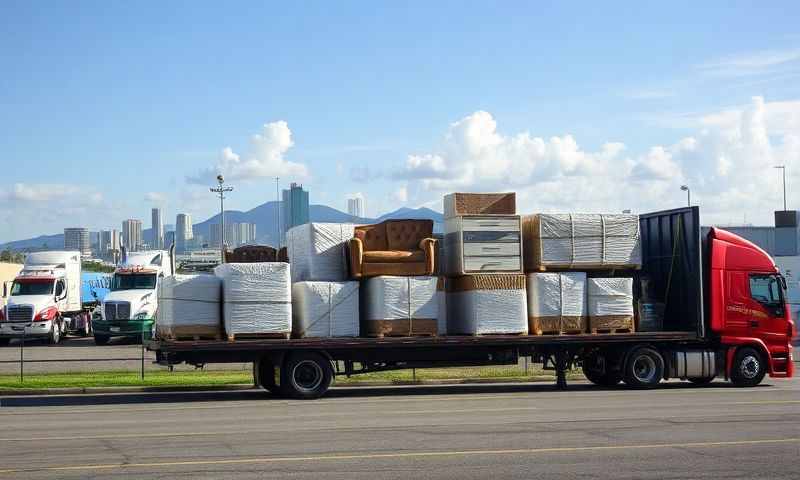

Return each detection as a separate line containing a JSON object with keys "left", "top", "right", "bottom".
{"left": 0, "top": 377, "right": 797, "bottom": 479}
{"left": 0, "top": 337, "right": 248, "bottom": 374}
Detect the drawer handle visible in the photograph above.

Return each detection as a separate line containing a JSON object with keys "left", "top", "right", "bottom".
{"left": 482, "top": 247, "right": 501, "bottom": 250}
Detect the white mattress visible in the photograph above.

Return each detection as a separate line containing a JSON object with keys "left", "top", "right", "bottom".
{"left": 361, "top": 276, "right": 438, "bottom": 321}
{"left": 214, "top": 262, "right": 292, "bottom": 336}
{"left": 286, "top": 223, "right": 354, "bottom": 282}
{"left": 448, "top": 289, "right": 528, "bottom": 335}
{"left": 587, "top": 277, "right": 634, "bottom": 316}
{"left": 527, "top": 272, "right": 586, "bottom": 318}
{"left": 292, "top": 281, "right": 359, "bottom": 337}
{"left": 533, "top": 214, "right": 641, "bottom": 268}
{"left": 157, "top": 274, "right": 221, "bottom": 330}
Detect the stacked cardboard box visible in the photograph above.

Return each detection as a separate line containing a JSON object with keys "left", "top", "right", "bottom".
{"left": 587, "top": 278, "right": 635, "bottom": 333}
{"left": 361, "top": 276, "right": 438, "bottom": 337}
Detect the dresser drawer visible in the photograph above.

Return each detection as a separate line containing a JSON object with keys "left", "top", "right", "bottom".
{"left": 463, "top": 243, "right": 520, "bottom": 257}
{"left": 461, "top": 217, "right": 520, "bottom": 232}
{"left": 464, "top": 256, "right": 521, "bottom": 272}
{"left": 463, "top": 231, "right": 520, "bottom": 243}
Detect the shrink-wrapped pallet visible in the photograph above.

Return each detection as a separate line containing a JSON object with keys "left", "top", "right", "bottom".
{"left": 286, "top": 223, "right": 355, "bottom": 282}
{"left": 527, "top": 272, "right": 587, "bottom": 335}
{"left": 447, "top": 274, "right": 528, "bottom": 335}
{"left": 588, "top": 277, "right": 634, "bottom": 333}
{"left": 361, "top": 276, "right": 438, "bottom": 337}
{"left": 436, "top": 277, "right": 447, "bottom": 335}
{"left": 292, "top": 281, "right": 360, "bottom": 338}
{"left": 214, "top": 263, "right": 291, "bottom": 339}
{"left": 522, "top": 214, "right": 641, "bottom": 270}
{"left": 156, "top": 274, "right": 222, "bottom": 340}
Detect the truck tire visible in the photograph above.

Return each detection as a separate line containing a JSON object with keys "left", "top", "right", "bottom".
{"left": 730, "top": 347, "right": 767, "bottom": 387}
{"left": 623, "top": 347, "right": 664, "bottom": 388}
{"left": 48, "top": 320, "right": 62, "bottom": 345}
{"left": 280, "top": 352, "right": 333, "bottom": 399}
{"left": 82, "top": 313, "right": 92, "bottom": 337}
{"left": 93, "top": 334, "right": 110, "bottom": 346}
{"left": 255, "top": 359, "right": 278, "bottom": 395}
{"left": 581, "top": 355, "right": 622, "bottom": 386}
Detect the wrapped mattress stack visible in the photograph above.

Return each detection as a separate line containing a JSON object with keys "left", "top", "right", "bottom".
{"left": 522, "top": 214, "right": 641, "bottom": 270}
{"left": 156, "top": 274, "right": 222, "bottom": 340}
{"left": 292, "top": 281, "right": 359, "bottom": 338}
{"left": 527, "top": 272, "right": 587, "bottom": 335}
{"left": 286, "top": 223, "right": 354, "bottom": 282}
{"left": 447, "top": 274, "right": 528, "bottom": 335}
{"left": 214, "top": 262, "right": 292, "bottom": 340}
{"left": 361, "top": 276, "right": 439, "bottom": 337}
{"left": 587, "top": 278, "right": 634, "bottom": 333}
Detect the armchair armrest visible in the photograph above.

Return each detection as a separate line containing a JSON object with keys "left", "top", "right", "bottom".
{"left": 418, "top": 237, "right": 437, "bottom": 275}
{"left": 348, "top": 237, "right": 364, "bottom": 278}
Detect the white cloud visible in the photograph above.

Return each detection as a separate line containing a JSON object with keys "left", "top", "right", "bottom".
{"left": 396, "top": 98, "right": 800, "bottom": 225}
{"left": 144, "top": 192, "right": 167, "bottom": 204}
{"left": 188, "top": 121, "right": 308, "bottom": 184}
{"left": 698, "top": 48, "right": 800, "bottom": 76}
{"left": 391, "top": 185, "right": 408, "bottom": 203}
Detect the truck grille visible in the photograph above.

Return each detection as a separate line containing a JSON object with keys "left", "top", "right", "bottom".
{"left": 104, "top": 302, "right": 131, "bottom": 321}
{"left": 7, "top": 305, "right": 34, "bottom": 323}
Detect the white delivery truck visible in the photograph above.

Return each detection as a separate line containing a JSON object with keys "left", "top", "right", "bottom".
{"left": 0, "top": 251, "right": 91, "bottom": 345}
{"left": 94, "top": 250, "right": 173, "bottom": 345}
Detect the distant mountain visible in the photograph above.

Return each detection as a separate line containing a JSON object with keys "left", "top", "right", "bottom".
{"left": 0, "top": 202, "right": 445, "bottom": 251}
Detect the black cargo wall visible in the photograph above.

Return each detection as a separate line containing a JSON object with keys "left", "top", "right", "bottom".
{"left": 639, "top": 207, "right": 704, "bottom": 336}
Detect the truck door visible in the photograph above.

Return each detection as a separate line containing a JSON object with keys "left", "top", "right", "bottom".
{"left": 747, "top": 274, "right": 788, "bottom": 345}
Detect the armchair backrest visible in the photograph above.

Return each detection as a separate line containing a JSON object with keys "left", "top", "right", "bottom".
{"left": 386, "top": 220, "right": 433, "bottom": 251}
{"left": 355, "top": 223, "right": 388, "bottom": 251}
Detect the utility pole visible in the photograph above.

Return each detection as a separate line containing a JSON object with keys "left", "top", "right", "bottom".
{"left": 774, "top": 165, "right": 787, "bottom": 211}
{"left": 680, "top": 184, "right": 691, "bottom": 207}
{"left": 210, "top": 175, "right": 233, "bottom": 263}
{"left": 276, "top": 177, "right": 281, "bottom": 248}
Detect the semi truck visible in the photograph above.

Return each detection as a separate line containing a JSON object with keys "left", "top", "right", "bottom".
{"left": 149, "top": 207, "right": 795, "bottom": 398}
{"left": 0, "top": 251, "right": 95, "bottom": 344}
{"left": 94, "top": 250, "right": 173, "bottom": 345}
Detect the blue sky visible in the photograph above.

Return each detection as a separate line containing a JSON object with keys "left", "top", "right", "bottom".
{"left": 2, "top": 1, "right": 800, "bottom": 242}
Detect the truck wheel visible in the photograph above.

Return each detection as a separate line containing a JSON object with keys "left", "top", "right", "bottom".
{"left": 82, "top": 314, "right": 92, "bottom": 337}
{"left": 94, "top": 334, "right": 110, "bottom": 346}
{"left": 730, "top": 347, "right": 767, "bottom": 387}
{"left": 255, "top": 359, "right": 278, "bottom": 395}
{"left": 581, "top": 355, "right": 622, "bottom": 386}
{"left": 48, "top": 321, "right": 62, "bottom": 345}
{"left": 280, "top": 352, "right": 333, "bottom": 399}
{"left": 623, "top": 347, "right": 664, "bottom": 388}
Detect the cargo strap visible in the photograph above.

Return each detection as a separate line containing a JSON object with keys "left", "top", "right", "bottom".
{"left": 407, "top": 277, "right": 413, "bottom": 335}
{"left": 663, "top": 220, "right": 682, "bottom": 314}
{"left": 569, "top": 213, "right": 575, "bottom": 267}
{"left": 600, "top": 214, "right": 606, "bottom": 265}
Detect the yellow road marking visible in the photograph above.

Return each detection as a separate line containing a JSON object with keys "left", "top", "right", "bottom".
{"left": 0, "top": 438, "right": 796, "bottom": 474}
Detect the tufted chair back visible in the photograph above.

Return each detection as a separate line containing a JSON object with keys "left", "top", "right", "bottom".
{"left": 354, "top": 223, "right": 388, "bottom": 251}
{"left": 386, "top": 220, "right": 433, "bottom": 251}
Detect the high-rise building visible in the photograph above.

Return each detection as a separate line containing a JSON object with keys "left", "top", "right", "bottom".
{"left": 122, "top": 219, "right": 143, "bottom": 252}
{"left": 282, "top": 183, "right": 309, "bottom": 241}
{"left": 175, "top": 213, "right": 194, "bottom": 253}
{"left": 151, "top": 208, "right": 164, "bottom": 250}
{"left": 99, "top": 229, "right": 121, "bottom": 261}
{"left": 347, "top": 197, "right": 365, "bottom": 218}
{"left": 64, "top": 228, "right": 91, "bottom": 258}
{"left": 210, "top": 223, "right": 257, "bottom": 249}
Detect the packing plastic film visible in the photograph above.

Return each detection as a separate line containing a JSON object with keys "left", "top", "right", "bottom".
{"left": 446, "top": 274, "right": 528, "bottom": 335}
{"left": 436, "top": 277, "right": 447, "bottom": 335}
{"left": 523, "top": 214, "right": 641, "bottom": 269}
{"left": 527, "top": 272, "right": 587, "bottom": 334}
{"left": 587, "top": 278, "right": 634, "bottom": 316}
{"left": 157, "top": 274, "right": 222, "bottom": 338}
{"left": 361, "top": 276, "right": 439, "bottom": 335}
{"left": 286, "top": 223, "right": 355, "bottom": 282}
{"left": 292, "top": 281, "right": 359, "bottom": 338}
{"left": 214, "top": 262, "right": 291, "bottom": 337}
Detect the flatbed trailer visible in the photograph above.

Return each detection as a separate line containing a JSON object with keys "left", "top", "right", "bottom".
{"left": 149, "top": 206, "right": 795, "bottom": 398}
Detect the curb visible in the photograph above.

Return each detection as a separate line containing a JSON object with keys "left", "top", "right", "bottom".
{"left": 0, "top": 376, "right": 572, "bottom": 396}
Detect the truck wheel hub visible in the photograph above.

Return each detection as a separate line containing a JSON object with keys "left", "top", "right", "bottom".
{"left": 293, "top": 360, "right": 323, "bottom": 391}
{"left": 740, "top": 356, "right": 760, "bottom": 379}
{"left": 633, "top": 356, "right": 656, "bottom": 382}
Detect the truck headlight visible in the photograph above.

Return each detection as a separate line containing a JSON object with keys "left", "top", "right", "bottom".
{"left": 134, "top": 312, "right": 151, "bottom": 320}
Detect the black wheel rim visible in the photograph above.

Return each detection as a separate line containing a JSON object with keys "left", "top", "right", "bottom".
{"left": 293, "top": 360, "right": 323, "bottom": 392}
{"left": 633, "top": 355, "right": 657, "bottom": 383}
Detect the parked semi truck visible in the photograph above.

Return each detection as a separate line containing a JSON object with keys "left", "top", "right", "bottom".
{"left": 0, "top": 251, "right": 95, "bottom": 344}
{"left": 150, "top": 207, "right": 795, "bottom": 398}
{"left": 94, "top": 250, "right": 173, "bottom": 345}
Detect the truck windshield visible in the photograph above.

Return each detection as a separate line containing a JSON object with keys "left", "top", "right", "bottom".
{"left": 749, "top": 274, "right": 783, "bottom": 305}
{"left": 112, "top": 274, "right": 157, "bottom": 291}
{"left": 11, "top": 281, "right": 54, "bottom": 296}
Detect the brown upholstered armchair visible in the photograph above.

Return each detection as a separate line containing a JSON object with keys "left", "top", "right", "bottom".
{"left": 348, "top": 220, "right": 437, "bottom": 278}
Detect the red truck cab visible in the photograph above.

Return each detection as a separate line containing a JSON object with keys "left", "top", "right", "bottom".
{"left": 708, "top": 227, "right": 795, "bottom": 383}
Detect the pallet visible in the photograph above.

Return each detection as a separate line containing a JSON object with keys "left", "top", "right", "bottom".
{"left": 461, "top": 332, "right": 527, "bottom": 337}
{"left": 590, "top": 328, "right": 634, "bottom": 334}
{"left": 227, "top": 332, "right": 291, "bottom": 341}
{"left": 534, "top": 328, "right": 585, "bottom": 336}
{"left": 368, "top": 332, "right": 438, "bottom": 339}
{"left": 163, "top": 333, "right": 223, "bottom": 341}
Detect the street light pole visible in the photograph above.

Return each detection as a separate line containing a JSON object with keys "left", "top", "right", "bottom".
{"left": 680, "top": 185, "right": 691, "bottom": 207}
{"left": 276, "top": 177, "right": 281, "bottom": 248}
{"left": 774, "top": 165, "right": 787, "bottom": 211}
{"left": 210, "top": 175, "right": 233, "bottom": 264}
